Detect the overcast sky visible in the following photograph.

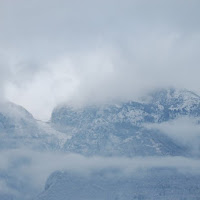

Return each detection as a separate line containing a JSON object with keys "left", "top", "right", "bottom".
{"left": 0, "top": 0, "right": 200, "bottom": 120}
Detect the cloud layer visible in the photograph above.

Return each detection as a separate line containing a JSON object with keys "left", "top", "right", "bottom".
{"left": 0, "top": 0, "right": 200, "bottom": 119}
{"left": 146, "top": 117, "right": 200, "bottom": 156}
{"left": 1, "top": 149, "right": 200, "bottom": 194}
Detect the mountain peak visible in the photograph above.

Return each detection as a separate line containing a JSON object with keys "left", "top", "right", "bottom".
{"left": 141, "top": 88, "right": 200, "bottom": 112}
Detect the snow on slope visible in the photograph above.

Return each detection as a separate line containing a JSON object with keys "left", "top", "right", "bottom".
{"left": 1, "top": 88, "right": 200, "bottom": 200}
{"left": 36, "top": 167, "right": 200, "bottom": 200}
{"left": 0, "top": 101, "right": 70, "bottom": 151}
{"left": 50, "top": 88, "right": 200, "bottom": 157}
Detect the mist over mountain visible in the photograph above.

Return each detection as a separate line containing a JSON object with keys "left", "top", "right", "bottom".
{"left": 0, "top": 88, "right": 200, "bottom": 199}
{"left": 1, "top": 0, "right": 200, "bottom": 199}
{"left": 51, "top": 88, "right": 200, "bottom": 157}
{"left": 1, "top": 0, "right": 200, "bottom": 120}
{"left": 36, "top": 168, "right": 200, "bottom": 200}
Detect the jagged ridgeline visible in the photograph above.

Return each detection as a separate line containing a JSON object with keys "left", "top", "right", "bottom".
{"left": 1, "top": 88, "right": 199, "bottom": 155}
{"left": 51, "top": 88, "right": 200, "bottom": 157}
{"left": 1, "top": 88, "right": 200, "bottom": 200}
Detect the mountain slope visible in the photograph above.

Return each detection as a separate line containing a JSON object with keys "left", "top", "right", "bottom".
{"left": 0, "top": 102, "right": 69, "bottom": 151}
{"left": 51, "top": 88, "right": 199, "bottom": 157}
{"left": 36, "top": 168, "right": 200, "bottom": 200}
{"left": 1, "top": 88, "right": 200, "bottom": 200}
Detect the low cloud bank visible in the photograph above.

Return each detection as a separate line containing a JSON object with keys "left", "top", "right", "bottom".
{"left": 0, "top": 149, "right": 200, "bottom": 191}
{"left": 145, "top": 117, "right": 200, "bottom": 155}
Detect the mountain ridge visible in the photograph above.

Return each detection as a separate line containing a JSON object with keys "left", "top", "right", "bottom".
{"left": 1, "top": 88, "right": 200, "bottom": 200}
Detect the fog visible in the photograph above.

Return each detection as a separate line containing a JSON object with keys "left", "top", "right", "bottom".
{"left": 146, "top": 117, "right": 200, "bottom": 155}
{"left": 1, "top": 2, "right": 200, "bottom": 199}
{"left": 0, "top": 0, "right": 200, "bottom": 120}
{"left": 0, "top": 148, "right": 200, "bottom": 195}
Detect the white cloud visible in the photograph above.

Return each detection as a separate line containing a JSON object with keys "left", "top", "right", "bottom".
{"left": 1, "top": 148, "right": 200, "bottom": 191}
{"left": 146, "top": 117, "right": 200, "bottom": 155}
{"left": 0, "top": 0, "right": 200, "bottom": 119}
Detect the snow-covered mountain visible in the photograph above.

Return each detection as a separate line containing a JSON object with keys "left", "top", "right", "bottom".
{"left": 1, "top": 88, "right": 200, "bottom": 200}
{"left": 143, "top": 88, "right": 200, "bottom": 120}
{"left": 36, "top": 168, "right": 200, "bottom": 200}
{"left": 1, "top": 88, "right": 198, "bottom": 156}
{"left": 0, "top": 102, "right": 71, "bottom": 200}
{"left": 52, "top": 88, "right": 200, "bottom": 129}
{"left": 0, "top": 102, "right": 69, "bottom": 151}
{"left": 50, "top": 88, "right": 200, "bottom": 157}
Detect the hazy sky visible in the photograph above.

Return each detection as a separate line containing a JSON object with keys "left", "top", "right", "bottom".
{"left": 0, "top": 0, "right": 200, "bottom": 120}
